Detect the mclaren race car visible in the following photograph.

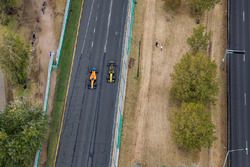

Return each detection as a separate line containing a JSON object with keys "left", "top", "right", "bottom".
{"left": 88, "top": 67, "right": 97, "bottom": 89}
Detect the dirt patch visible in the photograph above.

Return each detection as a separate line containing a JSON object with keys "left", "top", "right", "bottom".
{"left": 120, "top": 0, "right": 227, "bottom": 166}
{"left": 50, "top": 0, "right": 67, "bottom": 40}
{"left": 36, "top": 1, "right": 57, "bottom": 101}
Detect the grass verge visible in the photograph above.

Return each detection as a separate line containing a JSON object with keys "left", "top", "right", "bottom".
{"left": 46, "top": 0, "right": 83, "bottom": 166}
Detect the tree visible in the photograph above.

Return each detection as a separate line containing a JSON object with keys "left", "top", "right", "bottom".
{"left": 0, "top": 100, "right": 47, "bottom": 167}
{"left": 188, "top": 0, "right": 219, "bottom": 16}
{"left": 0, "top": 29, "right": 30, "bottom": 85}
{"left": 170, "top": 53, "right": 218, "bottom": 104}
{"left": 164, "top": 0, "right": 181, "bottom": 11}
{"left": 171, "top": 103, "right": 216, "bottom": 151}
{"left": 187, "top": 25, "right": 211, "bottom": 54}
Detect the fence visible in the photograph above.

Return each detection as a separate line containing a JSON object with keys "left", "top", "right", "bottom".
{"left": 110, "top": 0, "right": 136, "bottom": 166}
{"left": 33, "top": 0, "right": 72, "bottom": 166}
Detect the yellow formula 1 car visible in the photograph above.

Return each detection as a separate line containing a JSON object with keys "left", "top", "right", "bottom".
{"left": 107, "top": 61, "right": 116, "bottom": 83}
{"left": 88, "top": 67, "right": 97, "bottom": 89}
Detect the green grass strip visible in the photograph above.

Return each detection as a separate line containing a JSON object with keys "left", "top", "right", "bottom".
{"left": 46, "top": 0, "right": 83, "bottom": 166}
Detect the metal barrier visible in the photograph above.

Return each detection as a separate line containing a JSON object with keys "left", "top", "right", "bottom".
{"left": 110, "top": 0, "right": 135, "bottom": 166}
{"left": 33, "top": 0, "right": 72, "bottom": 166}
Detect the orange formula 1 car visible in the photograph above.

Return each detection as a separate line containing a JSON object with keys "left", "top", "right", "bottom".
{"left": 88, "top": 68, "right": 97, "bottom": 89}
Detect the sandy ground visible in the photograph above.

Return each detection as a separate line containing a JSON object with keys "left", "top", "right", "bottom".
{"left": 51, "top": 0, "right": 67, "bottom": 40}
{"left": 119, "top": 0, "right": 227, "bottom": 166}
{"left": 36, "top": 1, "right": 57, "bottom": 101}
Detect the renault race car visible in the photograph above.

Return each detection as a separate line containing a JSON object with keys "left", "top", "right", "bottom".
{"left": 106, "top": 61, "right": 116, "bottom": 83}
{"left": 88, "top": 67, "right": 97, "bottom": 89}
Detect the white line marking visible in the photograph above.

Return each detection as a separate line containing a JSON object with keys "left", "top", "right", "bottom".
{"left": 104, "top": 0, "right": 114, "bottom": 53}
{"left": 93, "top": 28, "right": 95, "bottom": 33}
{"left": 243, "top": 54, "right": 246, "bottom": 62}
{"left": 244, "top": 92, "right": 247, "bottom": 106}
{"left": 246, "top": 140, "right": 248, "bottom": 155}
{"left": 91, "top": 41, "right": 94, "bottom": 48}
{"left": 243, "top": 11, "right": 245, "bottom": 22}
{"left": 95, "top": 16, "right": 98, "bottom": 22}
{"left": 80, "top": 0, "right": 96, "bottom": 54}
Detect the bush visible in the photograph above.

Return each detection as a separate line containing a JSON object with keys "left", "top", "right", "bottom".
{"left": 187, "top": 25, "right": 211, "bottom": 54}
{"left": 171, "top": 103, "right": 216, "bottom": 151}
{"left": 188, "top": 0, "right": 219, "bottom": 16}
{"left": 170, "top": 52, "right": 218, "bottom": 104}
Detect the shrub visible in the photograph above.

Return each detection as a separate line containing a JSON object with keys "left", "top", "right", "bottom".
{"left": 171, "top": 52, "right": 218, "bottom": 104}
{"left": 171, "top": 103, "right": 216, "bottom": 151}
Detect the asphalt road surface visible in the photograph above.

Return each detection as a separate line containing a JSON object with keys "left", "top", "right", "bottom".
{"left": 56, "top": 0, "right": 128, "bottom": 166}
{"left": 228, "top": 0, "right": 250, "bottom": 166}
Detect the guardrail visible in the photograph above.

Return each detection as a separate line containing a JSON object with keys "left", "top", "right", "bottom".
{"left": 109, "top": 0, "right": 136, "bottom": 166}
{"left": 33, "top": 0, "right": 72, "bottom": 166}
